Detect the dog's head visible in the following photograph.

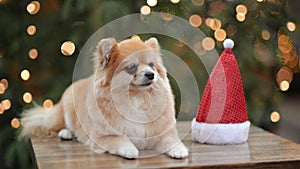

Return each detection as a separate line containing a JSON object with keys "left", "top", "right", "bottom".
{"left": 93, "top": 37, "right": 167, "bottom": 89}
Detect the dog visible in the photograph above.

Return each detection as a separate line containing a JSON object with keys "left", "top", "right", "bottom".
{"left": 21, "top": 37, "right": 188, "bottom": 159}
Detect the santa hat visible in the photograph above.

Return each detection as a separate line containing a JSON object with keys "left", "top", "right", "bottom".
{"left": 192, "top": 39, "right": 250, "bottom": 145}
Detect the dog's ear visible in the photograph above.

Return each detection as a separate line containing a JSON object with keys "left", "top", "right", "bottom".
{"left": 145, "top": 37, "right": 159, "bottom": 50}
{"left": 94, "top": 38, "right": 117, "bottom": 70}
{"left": 145, "top": 37, "right": 167, "bottom": 79}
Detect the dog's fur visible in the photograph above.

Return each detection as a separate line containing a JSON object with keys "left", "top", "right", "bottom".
{"left": 20, "top": 37, "right": 188, "bottom": 159}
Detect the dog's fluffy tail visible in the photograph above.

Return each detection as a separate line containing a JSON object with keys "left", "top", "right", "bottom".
{"left": 20, "top": 102, "right": 65, "bottom": 138}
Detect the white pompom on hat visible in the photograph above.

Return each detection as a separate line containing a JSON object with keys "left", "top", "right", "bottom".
{"left": 191, "top": 39, "right": 250, "bottom": 145}
{"left": 223, "top": 39, "right": 234, "bottom": 49}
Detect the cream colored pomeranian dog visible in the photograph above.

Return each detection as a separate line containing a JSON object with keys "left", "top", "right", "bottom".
{"left": 21, "top": 37, "right": 188, "bottom": 159}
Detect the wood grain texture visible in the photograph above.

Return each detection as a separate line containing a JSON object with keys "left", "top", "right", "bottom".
{"left": 31, "top": 122, "right": 300, "bottom": 169}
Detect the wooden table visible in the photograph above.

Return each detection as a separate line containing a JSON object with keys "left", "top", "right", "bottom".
{"left": 31, "top": 121, "right": 300, "bottom": 168}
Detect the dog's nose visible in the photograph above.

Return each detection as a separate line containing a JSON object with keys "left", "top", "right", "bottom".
{"left": 145, "top": 72, "right": 154, "bottom": 80}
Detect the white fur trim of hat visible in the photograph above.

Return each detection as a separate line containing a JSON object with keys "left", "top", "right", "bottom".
{"left": 191, "top": 118, "right": 250, "bottom": 145}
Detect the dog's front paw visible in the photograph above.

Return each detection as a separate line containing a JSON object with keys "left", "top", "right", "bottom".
{"left": 110, "top": 145, "right": 139, "bottom": 159}
{"left": 116, "top": 144, "right": 139, "bottom": 159}
{"left": 58, "top": 128, "right": 74, "bottom": 140}
{"left": 167, "top": 143, "right": 189, "bottom": 159}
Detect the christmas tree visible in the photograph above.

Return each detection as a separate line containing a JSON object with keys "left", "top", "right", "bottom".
{"left": 0, "top": 0, "right": 299, "bottom": 168}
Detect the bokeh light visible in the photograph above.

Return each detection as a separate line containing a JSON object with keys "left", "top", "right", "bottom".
{"left": 26, "top": 1, "right": 40, "bottom": 15}
{"left": 0, "top": 79, "right": 8, "bottom": 94}
{"left": 270, "top": 111, "right": 280, "bottom": 123}
{"left": 43, "top": 99, "right": 54, "bottom": 109}
{"left": 280, "top": 80, "right": 290, "bottom": 91}
{"left": 140, "top": 5, "right": 151, "bottom": 16}
{"left": 29, "top": 48, "right": 38, "bottom": 59}
{"left": 23, "top": 92, "right": 33, "bottom": 103}
{"left": 2, "top": 99, "right": 11, "bottom": 110}
{"left": 236, "top": 13, "right": 246, "bottom": 22}
{"left": 236, "top": 4, "right": 247, "bottom": 15}
{"left": 206, "top": 18, "right": 221, "bottom": 30}
{"left": 170, "top": 0, "right": 180, "bottom": 4}
{"left": 189, "top": 15, "right": 202, "bottom": 27}
{"left": 261, "top": 30, "right": 270, "bottom": 40}
{"left": 256, "top": 0, "right": 264, "bottom": 2}
{"left": 131, "top": 35, "right": 141, "bottom": 40}
{"left": 192, "top": 0, "right": 205, "bottom": 6}
{"left": 287, "top": 21, "right": 296, "bottom": 32}
{"left": 278, "top": 35, "right": 293, "bottom": 53}
{"left": 20, "top": 69, "right": 30, "bottom": 81}
{"left": 214, "top": 29, "right": 227, "bottom": 41}
{"left": 27, "top": 25, "right": 36, "bottom": 36}
{"left": 11, "top": 118, "right": 20, "bottom": 129}
{"left": 147, "top": 0, "right": 157, "bottom": 7}
{"left": 276, "top": 66, "right": 293, "bottom": 89}
{"left": 0, "top": 104, "right": 3, "bottom": 114}
{"left": 0, "top": 84, "right": 5, "bottom": 94}
{"left": 0, "top": 79, "right": 8, "bottom": 89}
{"left": 205, "top": 18, "right": 213, "bottom": 27}
{"left": 61, "top": 41, "right": 76, "bottom": 56}
{"left": 202, "top": 37, "right": 215, "bottom": 51}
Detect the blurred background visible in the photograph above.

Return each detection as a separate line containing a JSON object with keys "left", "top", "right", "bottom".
{"left": 0, "top": 0, "right": 300, "bottom": 168}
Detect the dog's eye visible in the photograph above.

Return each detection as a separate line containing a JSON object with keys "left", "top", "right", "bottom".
{"left": 125, "top": 64, "right": 137, "bottom": 74}
{"left": 149, "top": 62, "right": 154, "bottom": 67}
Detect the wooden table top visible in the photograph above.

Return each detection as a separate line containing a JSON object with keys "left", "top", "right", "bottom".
{"left": 31, "top": 121, "right": 300, "bottom": 169}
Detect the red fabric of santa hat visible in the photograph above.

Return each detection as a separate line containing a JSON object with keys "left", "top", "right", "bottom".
{"left": 192, "top": 39, "right": 250, "bottom": 145}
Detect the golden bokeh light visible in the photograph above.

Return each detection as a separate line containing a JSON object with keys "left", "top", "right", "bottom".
{"left": 20, "top": 69, "right": 30, "bottom": 81}
{"left": 202, "top": 37, "right": 215, "bottom": 51}
{"left": 205, "top": 18, "right": 213, "bottom": 27}
{"left": 270, "top": 111, "right": 280, "bottom": 123}
{"left": 276, "top": 66, "right": 293, "bottom": 87}
{"left": 287, "top": 21, "right": 296, "bottom": 32}
{"left": 26, "top": 1, "right": 40, "bottom": 15}
{"left": 140, "top": 5, "right": 151, "bottom": 16}
{"left": 43, "top": 99, "right": 54, "bottom": 109}
{"left": 1, "top": 79, "right": 8, "bottom": 89}
{"left": 27, "top": 25, "right": 36, "bottom": 36}
{"left": 0, "top": 104, "right": 3, "bottom": 114}
{"left": 278, "top": 35, "right": 293, "bottom": 53}
{"left": 206, "top": 18, "right": 221, "bottom": 30}
{"left": 189, "top": 15, "right": 202, "bottom": 27}
{"left": 0, "top": 79, "right": 8, "bottom": 94}
{"left": 261, "top": 30, "right": 270, "bottom": 40}
{"left": 0, "top": 83, "right": 5, "bottom": 94}
{"left": 147, "top": 0, "right": 157, "bottom": 7}
{"left": 236, "top": 4, "right": 247, "bottom": 15}
{"left": 29, "top": 48, "right": 38, "bottom": 59}
{"left": 192, "top": 0, "right": 205, "bottom": 6}
{"left": 61, "top": 41, "right": 76, "bottom": 56}
{"left": 11, "top": 118, "right": 20, "bottom": 129}
{"left": 280, "top": 80, "right": 290, "bottom": 91}
{"left": 236, "top": 13, "right": 246, "bottom": 22}
{"left": 131, "top": 35, "right": 141, "bottom": 41}
{"left": 212, "top": 19, "right": 221, "bottom": 30}
{"left": 170, "top": 0, "right": 180, "bottom": 4}
{"left": 2, "top": 99, "right": 11, "bottom": 110}
{"left": 26, "top": 1, "right": 41, "bottom": 15}
{"left": 214, "top": 29, "right": 227, "bottom": 41}
{"left": 23, "top": 92, "right": 33, "bottom": 103}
